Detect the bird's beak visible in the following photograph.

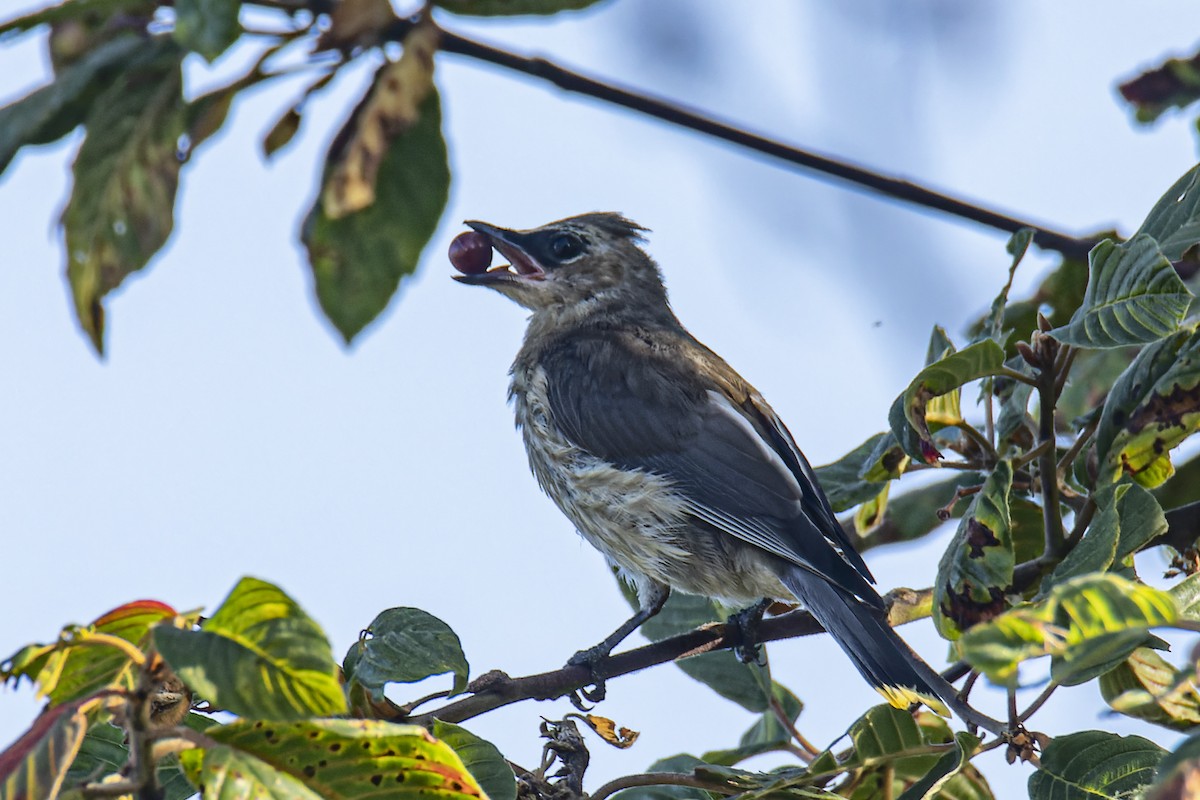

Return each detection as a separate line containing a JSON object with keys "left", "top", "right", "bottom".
{"left": 453, "top": 221, "right": 548, "bottom": 285}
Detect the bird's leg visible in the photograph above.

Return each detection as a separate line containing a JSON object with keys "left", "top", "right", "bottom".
{"left": 728, "top": 598, "right": 772, "bottom": 664}
{"left": 567, "top": 583, "right": 670, "bottom": 706}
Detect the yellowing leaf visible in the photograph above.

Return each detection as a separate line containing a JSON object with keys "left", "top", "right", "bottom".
{"left": 322, "top": 21, "right": 438, "bottom": 219}
{"left": 579, "top": 714, "right": 640, "bottom": 749}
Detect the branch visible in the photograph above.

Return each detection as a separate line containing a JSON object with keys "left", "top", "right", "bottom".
{"left": 361, "top": 15, "right": 1102, "bottom": 260}
{"left": 409, "top": 588, "right": 931, "bottom": 726}
{"left": 590, "top": 772, "right": 740, "bottom": 800}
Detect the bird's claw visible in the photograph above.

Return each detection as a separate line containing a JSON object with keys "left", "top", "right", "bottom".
{"left": 567, "top": 644, "right": 613, "bottom": 709}
{"left": 729, "top": 600, "right": 770, "bottom": 665}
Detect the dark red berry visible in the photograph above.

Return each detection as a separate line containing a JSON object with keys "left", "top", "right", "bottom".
{"left": 449, "top": 231, "right": 493, "bottom": 275}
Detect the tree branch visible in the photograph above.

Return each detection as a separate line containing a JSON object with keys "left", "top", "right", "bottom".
{"left": 409, "top": 588, "right": 931, "bottom": 726}
{"left": 364, "top": 15, "right": 1103, "bottom": 259}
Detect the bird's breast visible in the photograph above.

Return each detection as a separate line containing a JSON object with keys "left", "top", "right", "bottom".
{"left": 510, "top": 363, "right": 694, "bottom": 573}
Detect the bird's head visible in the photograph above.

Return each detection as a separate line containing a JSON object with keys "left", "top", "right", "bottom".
{"left": 451, "top": 213, "right": 668, "bottom": 316}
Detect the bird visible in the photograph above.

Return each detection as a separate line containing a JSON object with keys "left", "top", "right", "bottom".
{"left": 450, "top": 212, "right": 989, "bottom": 728}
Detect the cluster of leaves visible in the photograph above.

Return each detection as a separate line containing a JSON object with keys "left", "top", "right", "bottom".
{"left": 0, "top": 0, "right": 605, "bottom": 354}
{"left": 0, "top": 577, "right": 513, "bottom": 800}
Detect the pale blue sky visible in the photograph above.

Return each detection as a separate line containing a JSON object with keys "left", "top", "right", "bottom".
{"left": 3, "top": 2, "right": 1200, "bottom": 796}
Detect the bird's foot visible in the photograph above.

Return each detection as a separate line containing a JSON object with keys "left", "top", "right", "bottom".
{"left": 566, "top": 644, "right": 613, "bottom": 709}
{"left": 728, "top": 599, "right": 772, "bottom": 665}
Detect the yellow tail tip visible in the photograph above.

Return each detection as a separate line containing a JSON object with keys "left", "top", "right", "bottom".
{"left": 878, "top": 684, "right": 950, "bottom": 718}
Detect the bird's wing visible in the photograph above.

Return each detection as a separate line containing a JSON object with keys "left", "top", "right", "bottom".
{"left": 542, "top": 331, "right": 878, "bottom": 604}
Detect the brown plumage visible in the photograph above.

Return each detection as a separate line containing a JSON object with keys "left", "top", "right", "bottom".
{"left": 454, "top": 212, "right": 972, "bottom": 722}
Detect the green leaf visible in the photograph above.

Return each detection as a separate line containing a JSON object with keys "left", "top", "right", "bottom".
{"left": 0, "top": 33, "right": 144, "bottom": 176}
{"left": 183, "top": 720, "right": 488, "bottom": 800}
{"left": 839, "top": 708, "right": 992, "bottom": 800}
{"left": 636, "top": 592, "right": 771, "bottom": 712}
{"left": 1171, "top": 573, "right": 1200, "bottom": 620}
{"left": 302, "top": 72, "right": 449, "bottom": 343}
{"left": 1049, "top": 235, "right": 1193, "bottom": 349}
{"left": 611, "top": 755, "right": 711, "bottom": 800}
{"left": 0, "top": 695, "right": 94, "bottom": 800}
{"left": 892, "top": 340, "right": 1007, "bottom": 462}
{"left": 1094, "top": 325, "right": 1200, "bottom": 487}
{"left": 895, "top": 732, "right": 981, "bottom": 800}
{"left": 701, "top": 683, "right": 803, "bottom": 766}
{"left": 62, "top": 722, "right": 198, "bottom": 800}
{"left": 1043, "top": 485, "right": 1165, "bottom": 590}
{"left": 1134, "top": 162, "right": 1200, "bottom": 261}
{"left": 172, "top": 0, "right": 241, "bottom": 62}
{"left": 433, "top": 0, "right": 605, "bottom": 15}
{"left": 63, "top": 37, "right": 188, "bottom": 354}
{"left": 0, "top": 0, "right": 143, "bottom": 40}
{"left": 1, "top": 599, "right": 175, "bottom": 706}
{"left": 1100, "top": 647, "right": 1200, "bottom": 730}
{"left": 934, "top": 462, "right": 1013, "bottom": 640}
{"left": 154, "top": 576, "right": 347, "bottom": 719}
{"left": 1028, "top": 731, "right": 1164, "bottom": 799}
{"left": 813, "top": 433, "right": 901, "bottom": 512}
{"left": 431, "top": 722, "right": 516, "bottom": 800}
{"left": 959, "top": 573, "right": 1177, "bottom": 685}
{"left": 343, "top": 607, "right": 470, "bottom": 698}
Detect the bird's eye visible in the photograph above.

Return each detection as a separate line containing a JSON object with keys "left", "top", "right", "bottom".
{"left": 549, "top": 233, "right": 584, "bottom": 261}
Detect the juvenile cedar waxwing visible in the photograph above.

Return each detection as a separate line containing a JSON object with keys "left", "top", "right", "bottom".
{"left": 452, "top": 213, "right": 988, "bottom": 728}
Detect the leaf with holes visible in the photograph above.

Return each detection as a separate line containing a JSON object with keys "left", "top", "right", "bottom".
{"left": 891, "top": 340, "right": 1007, "bottom": 462}
{"left": 1049, "top": 235, "right": 1192, "bottom": 349}
{"left": 180, "top": 719, "right": 488, "bottom": 800}
{"left": 154, "top": 576, "right": 346, "bottom": 719}
{"left": 343, "top": 607, "right": 469, "bottom": 698}
{"left": 1028, "top": 731, "right": 1163, "bottom": 800}
{"left": 1094, "top": 325, "right": 1200, "bottom": 488}
{"left": 934, "top": 461, "right": 1013, "bottom": 640}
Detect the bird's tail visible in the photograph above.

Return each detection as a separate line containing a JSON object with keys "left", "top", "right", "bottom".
{"left": 780, "top": 569, "right": 950, "bottom": 717}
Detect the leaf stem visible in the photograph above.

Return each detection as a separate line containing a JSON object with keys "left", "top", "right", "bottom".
{"left": 768, "top": 692, "right": 818, "bottom": 760}
{"left": 1037, "top": 360, "right": 1066, "bottom": 558}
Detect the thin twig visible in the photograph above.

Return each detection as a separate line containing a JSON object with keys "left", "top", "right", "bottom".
{"left": 1063, "top": 495, "right": 1098, "bottom": 552}
{"left": 1056, "top": 416, "right": 1098, "bottom": 476}
{"left": 1018, "top": 684, "right": 1058, "bottom": 723}
{"left": 1013, "top": 440, "right": 1053, "bottom": 472}
{"left": 1037, "top": 357, "right": 1066, "bottom": 557}
{"left": 997, "top": 366, "right": 1041, "bottom": 386}
{"left": 1053, "top": 346, "right": 1078, "bottom": 400}
{"left": 768, "top": 692, "right": 818, "bottom": 760}
{"left": 958, "top": 423, "right": 999, "bottom": 463}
